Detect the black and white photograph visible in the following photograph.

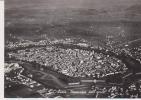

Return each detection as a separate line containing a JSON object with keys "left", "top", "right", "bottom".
{"left": 4, "top": 0, "right": 141, "bottom": 98}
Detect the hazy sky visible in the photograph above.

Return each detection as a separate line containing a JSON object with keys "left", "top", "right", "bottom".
{"left": 5, "top": 0, "right": 141, "bottom": 22}
{"left": 45, "top": 0, "right": 141, "bottom": 9}
{"left": 6, "top": 0, "right": 141, "bottom": 9}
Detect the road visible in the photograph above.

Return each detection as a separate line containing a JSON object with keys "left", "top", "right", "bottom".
{"left": 114, "top": 38, "right": 141, "bottom": 48}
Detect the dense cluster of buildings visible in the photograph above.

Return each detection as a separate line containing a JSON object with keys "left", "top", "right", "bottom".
{"left": 95, "top": 84, "right": 141, "bottom": 98}
{"left": 124, "top": 46, "right": 141, "bottom": 62}
{"left": 8, "top": 45, "right": 128, "bottom": 78}
{"left": 5, "top": 37, "right": 141, "bottom": 98}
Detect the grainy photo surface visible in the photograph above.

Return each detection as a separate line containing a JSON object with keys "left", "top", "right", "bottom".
{"left": 5, "top": 0, "right": 141, "bottom": 98}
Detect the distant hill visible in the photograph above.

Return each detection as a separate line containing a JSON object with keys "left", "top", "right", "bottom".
{"left": 126, "top": 4, "right": 141, "bottom": 14}
{"left": 5, "top": 0, "right": 141, "bottom": 42}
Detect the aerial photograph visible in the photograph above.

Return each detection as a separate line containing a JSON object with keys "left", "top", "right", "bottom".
{"left": 4, "top": 0, "right": 141, "bottom": 98}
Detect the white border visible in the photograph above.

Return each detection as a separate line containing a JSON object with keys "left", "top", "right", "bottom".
{"left": 0, "top": 0, "right": 4, "bottom": 99}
